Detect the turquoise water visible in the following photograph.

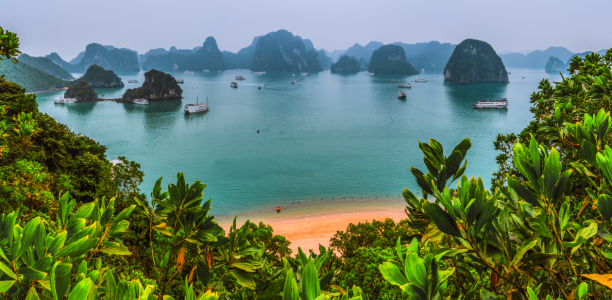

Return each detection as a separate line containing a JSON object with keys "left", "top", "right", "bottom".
{"left": 35, "top": 69, "right": 562, "bottom": 216}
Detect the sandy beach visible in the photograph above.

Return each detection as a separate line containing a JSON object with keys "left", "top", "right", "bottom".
{"left": 217, "top": 197, "right": 407, "bottom": 253}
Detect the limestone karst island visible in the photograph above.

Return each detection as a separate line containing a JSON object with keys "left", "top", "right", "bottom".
{"left": 1, "top": 1, "right": 612, "bottom": 299}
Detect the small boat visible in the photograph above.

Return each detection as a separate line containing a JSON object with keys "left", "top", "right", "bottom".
{"left": 133, "top": 99, "right": 149, "bottom": 105}
{"left": 235, "top": 75, "right": 246, "bottom": 80}
{"left": 414, "top": 78, "right": 427, "bottom": 83}
{"left": 184, "top": 96, "right": 209, "bottom": 114}
{"left": 300, "top": 72, "right": 309, "bottom": 76}
{"left": 230, "top": 82, "right": 238, "bottom": 88}
{"left": 184, "top": 71, "right": 194, "bottom": 74}
{"left": 203, "top": 70, "right": 210, "bottom": 73}
{"left": 365, "top": 72, "right": 374, "bottom": 75}
{"left": 217, "top": 70, "right": 224, "bottom": 74}
{"left": 292, "top": 80, "right": 295, "bottom": 84}
{"left": 258, "top": 86, "right": 261, "bottom": 90}
{"left": 398, "top": 91, "right": 406, "bottom": 99}
{"left": 253, "top": 71, "right": 266, "bottom": 75}
{"left": 128, "top": 79, "right": 138, "bottom": 83}
{"left": 176, "top": 79, "right": 184, "bottom": 84}
{"left": 472, "top": 97, "right": 508, "bottom": 109}
{"left": 391, "top": 79, "right": 396, "bottom": 82}
{"left": 54, "top": 97, "right": 78, "bottom": 104}
{"left": 398, "top": 83, "right": 411, "bottom": 88}
{"left": 292, "top": 73, "right": 295, "bottom": 77}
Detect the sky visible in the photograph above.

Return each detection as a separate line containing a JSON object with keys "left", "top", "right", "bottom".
{"left": 3, "top": 0, "right": 611, "bottom": 61}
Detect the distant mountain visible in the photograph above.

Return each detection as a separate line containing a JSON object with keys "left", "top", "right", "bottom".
{"left": 318, "top": 50, "right": 333, "bottom": 69}
{"left": 138, "top": 46, "right": 203, "bottom": 67}
{"left": 79, "top": 65, "right": 124, "bottom": 88}
{"left": 358, "top": 57, "right": 368, "bottom": 70}
{"left": 142, "top": 37, "right": 226, "bottom": 71}
{"left": 46, "top": 52, "right": 82, "bottom": 73}
{"left": 500, "top": 47, "right": 574, "bottom": 69}
{"left": 222, "top": 36, "right": 262, "bottom": 70}
{"left": 18, "top": 54, "right": 74, "bottom": 80}
{"left": 393, "top": 41, "right": 456, "bottom": 70}
{"left": 71, "top": 43, "right": 140, "bottom": 72}
{"left": 329, "top": 50, "right": 346, "bottom": 62}
{"left": 330, "top": 56, "right": 360, "bottom": 73}
{"left": 545, "top": 56, "right": 567, "bottom": 73}
{"left": 251, "top": 30, "right": 322, "bottom": 72}
{"left": 343, "top": 41, "right": 384, "bottom": 63}
{"left": 0, "top": 60, "right": 69, "bottom": 92}
{"left": 69, "top": 45, "right": 117, "bottom": 65}
{"left": 367, "top": 45, "right": 418, "bottom": 75}
{"left": 444, "top": 39, "right": 508, "bottom": 84}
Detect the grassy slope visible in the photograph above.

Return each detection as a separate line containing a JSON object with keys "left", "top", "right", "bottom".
{"left": 0, "top": 61, "right": 69, "bottom": 92}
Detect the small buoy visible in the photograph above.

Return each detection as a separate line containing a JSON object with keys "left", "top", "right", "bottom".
{"left": 258, "top": 86, "right": 261, "bottom": 90}
{"left": 257, "top": 130, "right": 259, "bottom": 133}
{"left": 276, "top": 206, "right": 281, "bottom": 213}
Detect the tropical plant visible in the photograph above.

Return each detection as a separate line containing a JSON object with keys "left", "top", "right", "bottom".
{"left": 0, "top": 26, "right": 20, "bottom": 63}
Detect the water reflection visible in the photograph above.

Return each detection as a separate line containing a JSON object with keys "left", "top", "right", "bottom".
{"left": 65, "top": 101, "right": 98, "bottom": 116}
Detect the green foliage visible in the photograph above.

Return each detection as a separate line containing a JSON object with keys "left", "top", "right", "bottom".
{"left": 443, "top": 38, "right": 509, "bottom": 84}
{"left": 0, "top": 60, "right": 70, "bottom": 92}
{"left": 243, "top": 221, "right": 292, "bottom": 264}
{"left": 0, "top": 26, "right": 21, "bottom": 64}
{"left": 17, "top": 54, "right": 74, "bottom": 80}
{"left": 250, "top": 30, "right": 322, "bottom": 72}
{"left": 330, "top": 218, "right": 413, "bottom": 259}
{"left": 79, "top": 64, "right": 124, "bottom": 88}
{"left": 64, "top": 80, "right": 98, "bottom": 100}
{"left": 367, "top": 45, "right": 418, "bottom": 75}
{"left": 330, "top": 56, "right": 359, "bottom": 73}
{"left": 122, "top": 69, "right": 183, "bottom": 101}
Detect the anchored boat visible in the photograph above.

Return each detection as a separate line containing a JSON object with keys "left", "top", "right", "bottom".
{"left": 398, "top": 83, "right": 411, "bottom": 88}
{"left": 230, "top": 82, "right": 238, "bottom": 88}
{"left": 128, "top": 79, "right": 138, "bottom": 83}
{"left": 398, "top": 91, "right": 406, "bottom": 99}
{"left": 176, "top": 79, "right": 184, "bottom": 84}
{"left": 184, "top": 96, "right": 209, "bottom": 114}
{"left": 133, "top": 99, "right": 149, "bottom": 105}
{"left": 54, "top": 97, "right": 78, "bottom": 104}
{"left": 472, "top": 98, "right": 508, "bottom": 109}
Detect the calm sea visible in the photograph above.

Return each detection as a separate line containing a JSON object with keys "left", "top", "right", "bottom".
{"left": 35, "top": 69, "right": 562, "bottom": 216}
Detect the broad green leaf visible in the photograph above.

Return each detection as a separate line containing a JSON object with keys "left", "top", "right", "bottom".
{"left": 422, "top": 202, "right": 461, "bottom": 237}
{"left": 527, "top": 217, "right": 553, "bottom": 238}
{"left": 400, "top": 283, "right": 427, "bottom": 300}
{"left": 404, "top": 253, "right": 428, "bottom": 294}
{"left": 302, "top": 261, "right": 321, "bottom": 300}
{"left": 512, "top": 238, "right": 537, "bottom": 266}
{"left": 72, "top": 203, "right": 95, "bottom": 220}
{"left": 25, "top": 286, "right": 41, "bottom": 300}
{"left": 379, "top": 262, "right": 408, "bottom": 287}
{"left": 0, "top": 261, "right": 17, "bottom": 279}
{"left": 67, "top": 278, "right": 93, "bottom": 300}
{"left": 598, "top": 194, "right": 612, "bottom": 222}
{"left": 113, "top": 205, "right": 135, "bottom": 223}
{"left": 229, "top": 269, "right": 255, "bottom": 289}
{"left": 0, "top": 280, "right": 15, "bottom": 293}
{"left": 18, "top": 267, "right": 47, "bottom": 281}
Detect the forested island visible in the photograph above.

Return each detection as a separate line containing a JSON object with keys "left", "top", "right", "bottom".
{"left": 330, "top": 55, "right": 360, "bottom": 73}
{"left": 250, "top": 30, "right": 322, "bottom": 72}
{"left": 79, "top": 64, "right": 124, "bottom": 88}
{"left": 367, "top": 44, "right": 419, "bottom": 74}
{"left": 122, "top": 69, "right": 182, "bottom": 101}
{"left": 545, "top": 56, "right": 567, "bottom": 73}
{"left": 64, "top": 80, "right": 97, "bottom": 100}
{"left": 443, "top": 39, "right": 509, "bottom": 84}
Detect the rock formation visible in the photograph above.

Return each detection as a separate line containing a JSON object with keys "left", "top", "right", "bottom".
{"left": 143, "top": 37, "right": 226, "bottom": 71}
{"left": 545, "top": 56, "right": 567, "bottom": 73}
{"left": 330, "top": 56, "right": 360, "bottom": 73}
{"left": 250, "top": 30, "right": 322, "bottom": 72}
{"left": 367, "top": 45, "right": 419, "bottom": 75}
{"left": 443, "top": 39, "right": 509, "bottom": 84}
{"left": 318, "top": 50, "right": 333, "bottom": 69}
{"left": 79, "top": 65, "right": 124, "bottom": 88}
{"left": 45, "top": 52, "right": 82, "bottom": 73}
{"left": 64, "top": 80, "right": 97, "bottom": 100}
{"left": 19, "top": 54, "right": 74, "bottom": 80}
{"left": 222, "top": 36, "right": 262, "bottom": 70}
{"left": 76, "top": 43, "right": 140, "bottom": 72}
{"left": 343, "top": 41, "right": 384, "bottom": 63}
{"left": 122, "top": 69, "right": 182, "bottom": 101}
{"left": 358, "top": 58, "right": 368, "bottom": 70}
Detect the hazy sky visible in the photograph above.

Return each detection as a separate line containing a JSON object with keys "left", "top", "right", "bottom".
{"left": 4, "top": 0, "right": 611, "bottom": 60}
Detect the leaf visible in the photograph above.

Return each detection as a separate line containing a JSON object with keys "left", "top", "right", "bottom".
{"left": 67, "top": 278, "right": 93, "bottom": 300}
{"left": 400, "top": 283, "right": 427, "bottom": 300}
{"left": 598, "top": 194, "right": 612, "bottom": 222}
{"left": 452, "top": 137, "right": 471, "bottom": 159}
{"left": 379, "top": 261, "right": 408, "bottom": 287}
{"left": 0, "top": 280, "right": 15, "bottom": 293}
{"left": 527, "top": 217, "right": 553, "bottom": 238}
{"left": 72, "top": 203, "right": 95, "bottom": 220}
{"left": 302, "top": 261, "right": 321, "bottom": 300}
{"left": 109, "top": 220, "right": 130, "bottom": 235}
{"left": 512, "top": 238, "right": 537, "bottom": 266}
{"left": 229, "top": 269, "right": 255, "bottom": 289}
{"left": 582, "top": 274, "right": 612, "bottom": 290}
{"left": 508, "top": 177, "right": 541, "bottom": 207}
{"left": 0, "top": 261, "right": 17, "bottom": 280}
{"left": 581, "top": 140, "right": 598, "bottom": 166}
{"left": 25, "top": 287, "right": 41, "bottom": 300}
{"left": 560, "top": 201, "right": 571, "bottom": 231}
{"left": 18, "top": 267, "right": 47, "bottom": 281}
{"left": 54, "top": 236, "right": 99, "bottom": 259}
{"left": 113, "top": 205, "right": 136, "bottom": 223}
{"left": 422, "top": 202, "right": 461, "bottom": 237}
{"left": 543, "top": 147, "right": 561, "bottom": 200}
{"left": 404, "top": 253, "right": 428, "bottom": 294}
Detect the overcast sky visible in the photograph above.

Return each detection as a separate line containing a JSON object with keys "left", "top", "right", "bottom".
{"left": 4, "top": 0, "right": 611, "bottom": 60}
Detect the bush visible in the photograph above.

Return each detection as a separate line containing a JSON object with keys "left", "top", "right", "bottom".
{"left": 330, "top": 218, "right": 413, "bottom": 259}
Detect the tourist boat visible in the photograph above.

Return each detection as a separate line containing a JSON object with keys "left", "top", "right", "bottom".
{"left": 414, "top": 77, "right": 427, "bottom": 82}
{"left": 398, "top": 83, "right": 411, "bottom": 88}
{"left": 203, "top": 70, "right": 210, "bottom": 73}
{"left": 472, "top": 98, "right": 508, "bottom": 109}
{"left": 253, "top": 71, "right": 266, "bottom": 75}
{"left": 217, "top": 70, "right": 223, "bottom": 74}
{"left": 54, "top": 97, "right": 77, "bottom": 104}
{"left": 184, "top": 96, "right": 209, "bottom": 114}
{"left": 365, "top": 72, "right": 374, "bottom": 75}
{"left": 184, "top": 71, "right": 194, "bottom": 74}
{"left": 235, "top": 75, "right": 246, "bottom": 80}
{"left": 300, "top": 72, "right": 309, "bottom": 76}
{"left": 391, "top": 79, "right": 396, "bottom": 82}
{"left": 230, "top": 82, "right": 238, "bottom": 88}
{"left": 133, "top": 99, "right": 149, "bottom": 105}
{"left": 176, "top": 79, "right": 184, "bottom": 84}
{"left": 398, "top": 92, "right": 406, "bottom": 99}
{"left": 292, "top": 80, "right": 295, "bottom": 84}
{"left": 128, "top": 79, "right": 138, "bottom": 83}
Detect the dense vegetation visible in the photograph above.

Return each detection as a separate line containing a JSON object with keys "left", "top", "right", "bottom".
{"left": 0, "top": 59, "right": 70, "bottom": 92}
{"left": 4, "top": 26, "right": 612, "bottom": 299}
{"left": 143, "top": 37, "right": 226, "bottom": 72}
{"left": 64, "top": 80, "right": 98, "bottom": 100}
{"left": 18, "top": 54, "right": 74, "bottom": 80}
{"left": 79, "top": 64, "right": 124, "bottom": 88}
{"left": 443, "top": 39, "right": 509, "bottom": 84}
{"left": 122, "top": 69, "right": 183, "bottom": 101}
{"left": 367, "top": 45, "right": 419, "bottom": 75}
{"left": 330, "top": 56, "right": 360, "bottom": 73}
{"left": 251, "top": 30, "right": 322, "bottom": 72}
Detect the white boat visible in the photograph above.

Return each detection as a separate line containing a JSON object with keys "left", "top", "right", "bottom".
{"left": 230, "top": 82, "right": 238, "bottom": 88}
{"left": 365, "top": 72, "right": 374, "bottom": 75}
{"left": 184, "top": 96, "right": 209, "bottom": 114}
{"left": 235, "top": 75, "right": 246, "bottom": 80}
{"left": 184, "top": 71, "right": 194, "bottom": 74}
{"left": 398, "top": 91, "right": 406, "bottom": 99}
{"left": 414, "top": 78, "right": 427, "bottom": 82}
{"left": 217, "top": 70, "right": 224, "bottom": 74}
{"left": 203, "top": 70, "right": 210, "bottom": 73}
{"left": 54, "top": 97, "right": 77, "bottom": 104}
{"left": 300, "top": 72, "right": 309, "bottom": 76}
{"left": 292, "top": 73, "right": 295, "bottom": 77}
{"left": 176, "top": 79, "right": 184, "bottom": 84}
{"left": 398, "top": 83, "right": 411, "bottom": 88}
{"left": 128, "top": 79, "right": 138, "bottom": 83}
{"left": 472, "top": 98, "right": 508, "bottom": 109}
{"left": 133, "top": 99, "right": 149, "bottom": 105}
{"left": 253, "top": 71, "right": 266, "bottom": 75}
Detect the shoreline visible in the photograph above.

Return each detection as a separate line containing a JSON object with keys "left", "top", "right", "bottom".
{"left": 217, "top": 197, "right": 407, "bottom": 253}
{"left": 26, "top": 87, "right": 68, "bottom": 94}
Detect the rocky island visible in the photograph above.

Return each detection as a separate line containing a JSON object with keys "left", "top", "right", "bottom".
{"left": 443, "top": 39, "right": 509, "bottom": 84}
{"left": 79, "top": 65, "right": 124, "bottom": 88}
{"left": 251, "top": 30, "right": 322, "bottom": 72}
{"left": 330, "top": 56, "right": 360, "bottom": 73}
{"left": 64, "top": 80, "right": 97, "bottom": 100}
{"left": 143, "top": 37, "right": 226, "bottom": 71}
{"left": 545, "top": 56, "right": 567, "bottom": 73}
{"left": 122, "top": 69, "right": 182, "bottom": 101}
{"left": 73, "top": 43, "right": 140, "bottom": 73}
{"left": 367, "top": 45, "right": 419, "bottom": 75}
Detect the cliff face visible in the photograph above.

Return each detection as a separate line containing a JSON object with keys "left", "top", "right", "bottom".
{"left": 19, "top": 54, "right": 74, "bottom": 80}
{"left": 545, "top": 56, "right": 567, "bottom": 73}
{"left": 45, "top": 52, "right": 82, "bottom": 73}
{"left": 318, "top": 50, "right": 333, "bottom": 69}
{"left": 443, "top": 39, "right": 509, "bottom": 84}
{"left": 330, "top": 56, "right": 360, "bottom": 73}
{"left": 77, "top": 43, "right": 140, "bottom": 72}
{"left": 143, "top": 37, "right": 226, "bottom": 71}
{"left": 395, "top": 41, "right": 456, "bottom": 70}
{"left": 343, "top": 41, "right": 384, "bottom": 63}
{"left": 79, "top": 65, "right": 124, "bottom": 88}
{"left": 64, "top": 80, "right": 97, "bottom": 100}
{"left": 358, "top": 57, "right": 368, "bottom": 70}
{"left": 122, "top": 69, "right": 182, "bottom": 101}
{"left": 250, "top": 30, "right": 322, "bottom": 72}
{"left": 223, "top": 36, "right": 262, "bottom": 70}
{"left": 367, "top": 45, "right": 419, "bottom": 75}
